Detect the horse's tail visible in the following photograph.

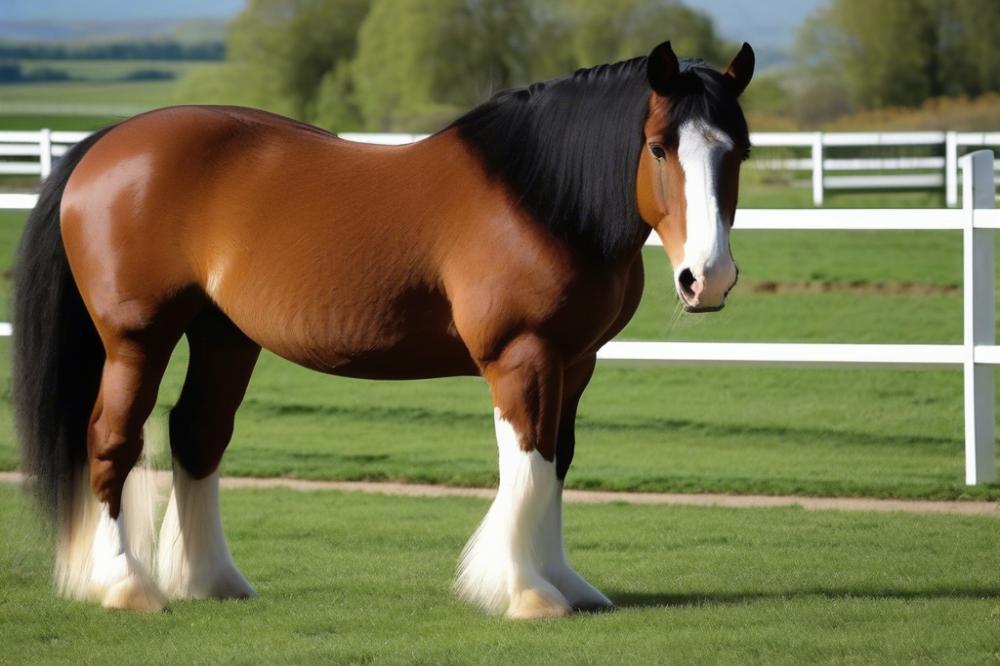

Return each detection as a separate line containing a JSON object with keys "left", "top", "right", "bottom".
{"left": 12, "top": 127, "right": 115, "bottom": 554}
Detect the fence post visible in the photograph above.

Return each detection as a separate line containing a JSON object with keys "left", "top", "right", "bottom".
{"left": 39, "top": 128, "right": 52, "bottom": 180}
{"left": 962, "top": 149, "right": 996, "bottom": 485}
{"left": 946, "top": 131, "right": 959, "bottom": 207}
{"left": 811, "top": 132, "right": 824, "bottom": 206}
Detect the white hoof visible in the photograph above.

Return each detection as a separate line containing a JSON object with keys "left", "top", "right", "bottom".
{"left": 547, "top": 564, "right": 614, "bottom": 611}
{"left": 506, "top": 586, "right": 571, "bottom": 620}
{"left": 159, "top": 558, "right": 256, "bottom": 600}
{"left": 102, "top": 571, "right": 167, "bottom": 612}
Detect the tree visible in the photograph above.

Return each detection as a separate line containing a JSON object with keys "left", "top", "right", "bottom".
{"left": 794, "top": 0, "right": 1000, "bottom": 119}
{"left": 178, "top": 0, "right": 727, "bottom": 132}
{"left": 177, "top": 0, "right": 371, "bottom": 127}
{"left": 352, "top": 0, "right": 555, "bottom": 131}
{"left": 568, "top": 0, "right": 725, "bottom": 69}
{"left": 351, "top": 0, "right": 725, "bottom": 131}
{"left": 940, "top": 0, "right": 1000, "bottom": 97}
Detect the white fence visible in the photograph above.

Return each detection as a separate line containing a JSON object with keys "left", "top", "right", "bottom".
{"left": 607, "top": 151, "right": 999, "bottom": 486}
{"left": 0, "top": 130, "right": 90, "bottom": 178}
{"left": 0, "top": 133, "right": 997, "bottom": 486}
{"left": 752, "top": 131, "right": 1000, "bottom": 206}
{"left": 2, "top": 129, "right": 999, "bottom": 207}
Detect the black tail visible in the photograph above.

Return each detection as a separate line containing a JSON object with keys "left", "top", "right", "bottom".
{"left": 12, "top": 126, "right": 116, "bottom": 530}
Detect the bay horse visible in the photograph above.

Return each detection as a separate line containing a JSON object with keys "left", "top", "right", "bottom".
{"left": 13, "top": 40, "right": 753, "bottom": 618}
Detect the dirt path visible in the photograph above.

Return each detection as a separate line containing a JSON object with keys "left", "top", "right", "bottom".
{"left": 3, "top": 470, "right": 998, "bottom": 517}
{"left": 748, "top": 280, "right": 959, "bottom": 296}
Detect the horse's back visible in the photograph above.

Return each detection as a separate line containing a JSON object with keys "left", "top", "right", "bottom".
{"left": 60, "top": 106, "right": 484, "bottom": 376}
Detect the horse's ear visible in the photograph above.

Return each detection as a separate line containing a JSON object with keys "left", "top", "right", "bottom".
{"left": 724, "top": 42, "right": 755, "bottom": 96}
{"left": 647, "top": 41, "right": 679, "bottom": 96}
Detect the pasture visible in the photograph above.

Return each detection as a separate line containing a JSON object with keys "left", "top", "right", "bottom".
{"left": 0, "top": 62, "right": 201, "bottom": 129}
{"left": 0, "top": 208, "right": 996, "bottom": 499}
{"left": 3, "top": 484, "right": 1000, "bottom": 663}
{"left": 14, "top": 59, "right": 218, "bottom": 81}
{"left": 0, "top": 80, "right": 179, "bottom": 120}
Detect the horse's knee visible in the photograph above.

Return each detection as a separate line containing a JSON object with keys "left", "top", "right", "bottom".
{"left": 168, "top": 406, "right": 232, "bottom": 479}
{"left": 483, "top": 334, "right": 563, "bottom": 460}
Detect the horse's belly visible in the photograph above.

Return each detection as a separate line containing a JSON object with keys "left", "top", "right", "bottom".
{"left": 317, "top": 332, "right": 480, "bottom": 380}
{"left": 274, "top": 327, "right": 479, "bottom": 380}
{"left": 223, "top": 286, "right": 480, "bottom": 380}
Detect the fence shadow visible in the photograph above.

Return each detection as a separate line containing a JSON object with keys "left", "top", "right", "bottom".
{"left": 605, "top": 586, "right": 1000, "bottom": 609}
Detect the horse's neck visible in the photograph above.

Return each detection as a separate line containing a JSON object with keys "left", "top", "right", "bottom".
{"left": 403, "top": 129, "right": 650, "bottom": 271}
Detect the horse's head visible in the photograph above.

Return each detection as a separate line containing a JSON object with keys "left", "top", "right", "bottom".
{"left": 636, "top": 41, "right": 753, "bottom": 312}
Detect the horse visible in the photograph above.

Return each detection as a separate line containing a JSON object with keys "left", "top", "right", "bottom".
{"left": 13, "top": 40, "right": 753, "bottom": 619}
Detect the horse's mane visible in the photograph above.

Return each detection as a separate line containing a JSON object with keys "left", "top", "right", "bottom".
{"left": 448, "top": 56, "right": 749, "bottom": 263}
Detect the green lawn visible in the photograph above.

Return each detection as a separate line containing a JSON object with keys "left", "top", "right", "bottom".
{"left": 16, "top": 59, "right": 220, "bottom": 81}
{"left": 0, "top": 80, "right": 179, "bottom": 117}
{"left": 0, "top": 114, "right": 124, "bottom": 131}
{"left": 0, "top": 61, "right": 221, "bottom": 121}
{"left": 740, "top": 181, "right": 947, "bottom": 209}
{"left": 3, "top": 484, "right": 1000, "bottom": 663}
{"left": 0, "top": 209, "right": 996, "bottom": 499}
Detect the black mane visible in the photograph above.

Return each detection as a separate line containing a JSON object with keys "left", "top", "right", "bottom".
{"left": 449, "top": 56, "right": 749, "bottom": 263}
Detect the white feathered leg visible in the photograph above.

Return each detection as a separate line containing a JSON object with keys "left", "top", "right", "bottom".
{"left": 456, "top": 409, "right": 571, "bottom": 619}
{"left": 537, "top": 483, "right": 612, "bottom": 610}
{"left": 54, "top": 464, "right": 164, "bottom": 611}
{"left": 156, "top": 461, "right": 254, "bottom": 599}
{"left": 88, "top": 501, "right": 165, "bottom": 611}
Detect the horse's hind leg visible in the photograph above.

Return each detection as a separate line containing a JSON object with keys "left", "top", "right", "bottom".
{"left": 157, "top": 309, "right": 260, "bottom": 599}
{"left": 87, "top": 330, "right": 183, "bottom": 611}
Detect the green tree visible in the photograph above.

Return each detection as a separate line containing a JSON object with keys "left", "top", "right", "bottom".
{"left": 794, "top": 0, "right": 1000, "bottom": 120}
{"left": 179, "top": 0, "right": 727, "bottom": 132}
{"left": 940, "top": 0, "right": 1000, "bottom": 96}
{"left": 352, "top": 0, "right": 557, "bottom": 131}
{"left": 177, "top": 0, "right": 371, "bottom": 127}
{"left": 568, "top": 0, "right": 725, "bottom": 69}
{"left": 352, "top": 0, "right": 725, "bottom": 131}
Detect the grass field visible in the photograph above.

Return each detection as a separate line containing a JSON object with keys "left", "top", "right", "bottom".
{"left": 0, "top": 62, "right": 217, "bottom": 128}
{"left": 0, "top": 114, "right": 125, "bottom": 131}
{"left": 16, "top": 59, "right": 218, "bottom": 81}
{"left": 3, "top": 484, "right": 1000, "bottom": 663}
{"left": 0, "top": 80, "right": 180, "bottom": 117}
{"left": 0, "top": 208, "right": 996, "bottom": 499}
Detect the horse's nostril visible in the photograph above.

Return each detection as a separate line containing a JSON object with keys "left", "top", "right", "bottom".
{"left": 678, "top": 268, "right": 696, "bottom": 296}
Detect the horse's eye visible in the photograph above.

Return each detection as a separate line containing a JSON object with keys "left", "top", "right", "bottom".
{"left": 649, "top": 143, "right": 666, "bottom": 160}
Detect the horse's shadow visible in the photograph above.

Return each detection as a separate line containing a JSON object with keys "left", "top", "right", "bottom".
{"left": 606, "top": 586, "right": 1000, "bottom": 609}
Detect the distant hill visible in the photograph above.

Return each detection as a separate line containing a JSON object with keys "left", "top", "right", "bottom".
{"left": 0, "top": 19, "right": 228, "bottom": 43}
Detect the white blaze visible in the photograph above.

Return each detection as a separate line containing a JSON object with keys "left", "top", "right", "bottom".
{"left": 676, "top": 120, "right": 736, "bottom": 287}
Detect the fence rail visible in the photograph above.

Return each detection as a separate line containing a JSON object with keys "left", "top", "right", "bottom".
{"left": 619, "top": 151, "right": 998, "bottom": 485}
{"left": 0, "top": 133, "right": 996, "bottom": 486}
{"left": 750, "top": 130, "right": 1000, "bottom": 206}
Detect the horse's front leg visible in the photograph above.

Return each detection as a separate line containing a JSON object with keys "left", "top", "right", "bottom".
{"left": 457, "top": 334, "right": 570, "bottom": 619}
{"left": 541, "top": 355, "right": 614, "bottom": 611}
